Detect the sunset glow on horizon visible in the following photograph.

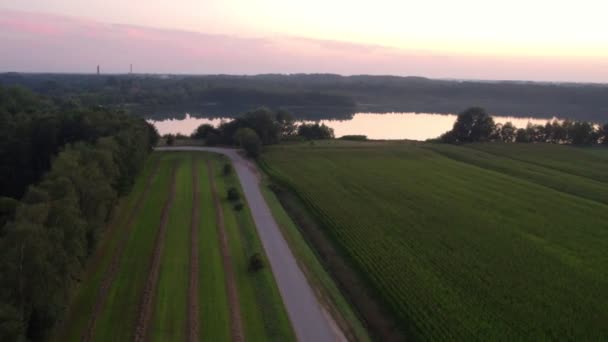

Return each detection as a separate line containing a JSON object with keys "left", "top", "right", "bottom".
{"left": 1, "top": 0, "right": 607, "bottom": 82}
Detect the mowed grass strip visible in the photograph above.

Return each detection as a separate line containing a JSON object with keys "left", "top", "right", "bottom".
{"left": 149, "top": 153, "right": 193, "bottom": 341}
{"left": 188, "top": 155, "right": 201, "bottom": 341}
{"left": 262, "top": 142, "right": 608, "bottom": 340}
{"left": 92, "top": 153, "right": 177, "bottom": 341}
{"left": 211, "top": 155, "right": 295, "bottom": 341}
{"left": 197, "top": 155, "right": 231, "bottom": 341}
{"left": 53, "top": 154, "right": 160, "bottom": 342}
{"left": 207, "top": 158, "right": 245, "bottom": 342}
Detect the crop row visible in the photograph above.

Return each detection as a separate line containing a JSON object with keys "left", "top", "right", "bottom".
{"left": 262, "top": 144, "right": 608, "bottom": 340}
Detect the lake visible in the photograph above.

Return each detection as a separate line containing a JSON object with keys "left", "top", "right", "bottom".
{"left": 150, "top": 112, "right": 555, "bottom": 141}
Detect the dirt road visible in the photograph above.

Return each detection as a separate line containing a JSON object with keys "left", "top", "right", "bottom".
{"left": 156, "top": 147, "right": 341, "bottom": 342}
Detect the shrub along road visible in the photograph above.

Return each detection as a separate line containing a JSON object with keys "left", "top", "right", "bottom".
{"left": 156, "top": 147, "right": 343, "bottom": 342}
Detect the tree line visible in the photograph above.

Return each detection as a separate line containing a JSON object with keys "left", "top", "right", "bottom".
{"left": 4, "top": 73, "right": 608, "bottom": 122}
{"left": 0, "top": 73, "right": 356, "bottom": 120}
{"left": 437, "top": 107, "right": 608, "bottom": 145}
{"left": 166, "top": 107, "right": 334, "bottom": 157}
{"left": 0, "top": 86, "right": 158, "bottom": 340}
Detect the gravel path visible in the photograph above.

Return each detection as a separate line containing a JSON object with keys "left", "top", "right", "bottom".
{"left": 157, "top": 147, "right": 342, "bottom": 342}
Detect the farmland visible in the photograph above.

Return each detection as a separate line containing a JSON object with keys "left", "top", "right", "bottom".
{"left": 261, "top": 141, "right": 608, "bottom": 340}
{"left": 54, "top": 151, "right": 293, "bottom": 341}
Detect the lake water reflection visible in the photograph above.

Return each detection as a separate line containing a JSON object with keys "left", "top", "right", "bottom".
{"left": 150, "top": 113, "right": 555, "bottom": 141}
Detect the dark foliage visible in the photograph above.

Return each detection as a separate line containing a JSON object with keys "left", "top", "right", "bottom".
{"left": 438, "top": 107, "right": 607, "bottom": 146}
{"left": 165, "top": 134, "right": 175, "bottom": 146}
{"left": 0, "top": 86, "right": 157, "bottom": 341}
{"left": 190, "top": 123, "right": 219, "bottom": 140}
{"left": 227, "top": 187, "right": 240, "bottom": 202}
{"left": 339, "top": 135, "right": 368, "bottom": 141}
{"left": 3, "top": 73, "right": 608, "bottom": 121}
{"left": 235, "top": 128, "right": 263, "bottom": 158}
{"left": 248, "top": 253, "right": 265, "bottom": 272}
{"left": 222, "top": 163, "right": 232, "bottom": 176}
{"left": 442, "top": 107, "right": 495, "bottom": 143}
{"left": 297, "top": 123, "right": 335, "bottom": 140}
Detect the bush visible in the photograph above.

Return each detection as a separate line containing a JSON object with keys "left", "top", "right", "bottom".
{"left": 233, "top": 202, "right": 244, "bottom": 211}
{"left": 227, "top": 187, "right": 240, "bottom": 201}
{"left": 248, "top": 253, "right": 265, "bottom": 272}
{"left": 191, "top": 123, "right": 219, "bottom": 139}
{"left": 165, "top": 134, "right": 175, "bottom": 146}
{"left": 297, "top": 123, "right": 335, "bottom": 140}
{"left": 223, "top": 163, "right": 232, "bottom": 176}
{"left": 205, "top": 132, "right": 221, "bottom": 146}
{"left": 339, "top": 135, "right": 367, "bottom": 141}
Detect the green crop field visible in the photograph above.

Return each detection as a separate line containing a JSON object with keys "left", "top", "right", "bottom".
{"left": 55, "top": 151, "right": 293, "bottom": 341}
{"left": 261, "top": 141, "right": 608, "bottom": 340}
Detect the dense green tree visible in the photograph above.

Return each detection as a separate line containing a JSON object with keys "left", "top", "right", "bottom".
{"left": 235, "top": 127, "right": 262, "bottom": 158}
{"left": 515, "top": 128, "right": 531, "bottom": 143}
{"left": 450, "top": 107, "right": 495, "bottom": 143}
{"left": 276, "top": 109, "right": 297, "bottom": 138}
{"left": 0, "top": 86, "right": 157, "bottom": 341}
{"left": 569, "top": 121, "right": 597, "bottom": 145}
{"left": 500, "top": 122, "right": 516, "bottom": 142}
{"left": 241, "top": 108, "right": 281, "bottom": 145}
{"left": 191, "top": 123, "right": 219, "bottom": 140}
{"left": 297, "top": 123, "right": 335, "bottom": 140}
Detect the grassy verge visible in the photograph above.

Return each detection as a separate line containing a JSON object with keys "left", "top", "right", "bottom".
{"left": 149, "top": 153, "right": 193, "bottom": 341}
{"left": 197, "top": 155, "right": 232, "bottom": 341}
{"left": 52, "top": 153, "right": 160, "bottom": 341}
{"left": 93, "top": 153, "right": 176, "bottom": 341}
{"left": 211, "top": 155, "right": 295, "bottom": 341}
{"left": 260, "top": 181, "right": 371, "bottom": 341}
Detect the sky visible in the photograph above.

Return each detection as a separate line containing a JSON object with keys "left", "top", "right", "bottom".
{"left": 1, "top": 0, "right": 607, "bottom": 82}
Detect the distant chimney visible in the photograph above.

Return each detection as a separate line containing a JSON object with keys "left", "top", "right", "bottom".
{"left": 97, "top": 65, "right": 100, "bottom": 75}
{"left": 130, "top": 64, "right": 133, "bottom": 74}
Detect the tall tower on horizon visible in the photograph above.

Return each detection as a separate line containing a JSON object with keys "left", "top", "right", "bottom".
{"left": 97, "top": 65, "right": 100, "bottom": 75}
{"left": 130, "top": 64, "right": 133, "bottom": 74}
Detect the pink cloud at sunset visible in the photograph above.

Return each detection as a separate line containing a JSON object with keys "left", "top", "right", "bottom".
{"left": 1, "top": 10, "right": 607, "bottom": 82}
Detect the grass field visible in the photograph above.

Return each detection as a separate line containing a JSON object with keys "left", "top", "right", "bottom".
{"left": 261, "top": 141, "right": 608, "bottom": 340}
{"left": 55, "top": 151, "right": 293, "bottom": 341}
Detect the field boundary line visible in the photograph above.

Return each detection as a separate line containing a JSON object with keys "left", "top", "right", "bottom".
{"left": 81, "top": 159, "right": 161, "bottom": 342}
{"left": 430, "top": 146, "right": 608, "bottom": 207}
{"left": 207, "top": 159, "right": 245, "bottom": 342}
{"left": 133, "top": 162, "right": 179, "bottom": 342}
{"left": 187, "top": 156, "right": 201, "bottom": 341}
{"left": 466, "top": 145, "right": 608, "bottom": 185}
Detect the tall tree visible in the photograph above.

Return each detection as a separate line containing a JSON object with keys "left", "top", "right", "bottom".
{"left": 451, "top": 107, "right": 496, "bottom": 143}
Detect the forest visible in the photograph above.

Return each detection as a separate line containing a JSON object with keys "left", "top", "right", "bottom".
{"left": 0, "top": 86, "right": 158, "bottom": 341}
{"left": 1, "top": 73, "right": 607, "bottom": 121}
